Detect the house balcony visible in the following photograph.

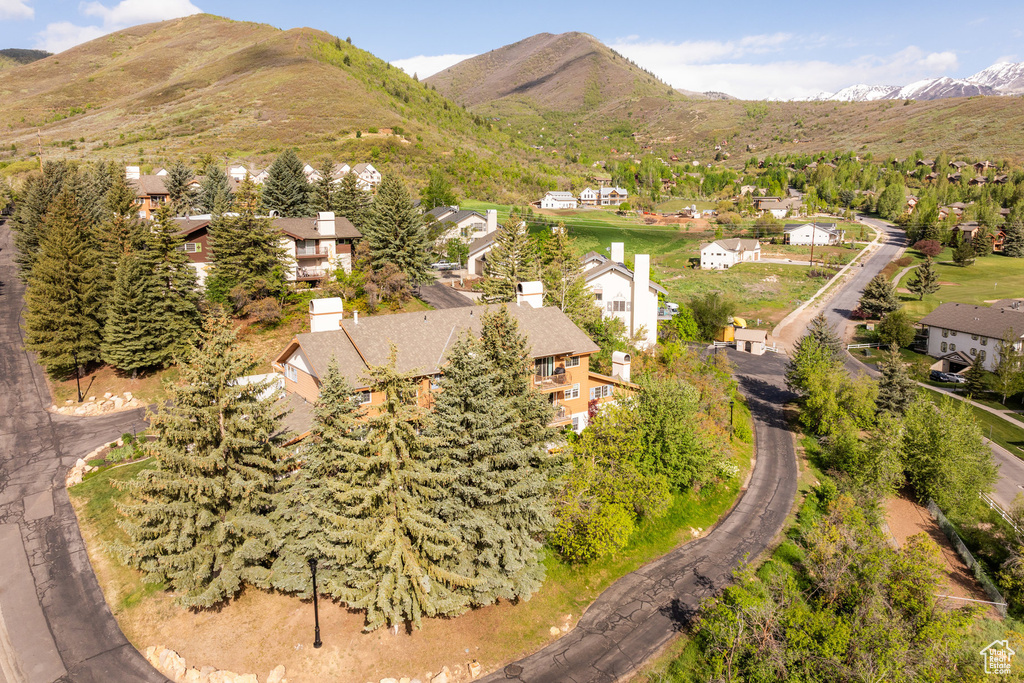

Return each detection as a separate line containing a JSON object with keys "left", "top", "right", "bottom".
{"left": 534, "top": 369, "right": 573, "bottom": 390}
{"left": 294, "top": 266, "right": 327, "bottom": 281}
{"left": 296, "top": 246, "right": 332, "bottom": 258}
{"left": 549, "top": 405, "right": 570, "bottom": 425}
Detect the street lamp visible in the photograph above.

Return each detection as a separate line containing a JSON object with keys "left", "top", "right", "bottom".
{"left": 729, "top": 398, "right": 735, "bottom": 439}
{"left": 309, "top": 558, "right": 322, "bottom": 649}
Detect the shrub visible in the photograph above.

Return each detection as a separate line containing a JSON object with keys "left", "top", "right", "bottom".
{"left": 895, "top": 256, "right": 912, "bottom": 267}
{"left": 913, "top": 239, "right": 942, "bottom": 257}
{"left": 245, "top": 297, "right": 283, "bottom": 325}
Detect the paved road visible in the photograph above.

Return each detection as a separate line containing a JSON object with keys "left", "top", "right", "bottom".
{"left": 416, "top": 282, "right": 474, "bottom": 309}
{"left": 482, "top": 352, "right": 799, "bottom": 683}
{"left": 0, "top": 223, "right": 168, "bottom": 683}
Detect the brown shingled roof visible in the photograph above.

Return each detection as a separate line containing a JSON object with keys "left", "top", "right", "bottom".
{"left": 273, "top": 216, "right": 362, "bottom": 240}
{"left": 282, "top": 303, "right": 600, "bottom": 389}
{"left": 919, "top": 302, "right": 1024, "bottom": 341}
{"left": 132, "top": 175, "right": 168, "bottom": 197}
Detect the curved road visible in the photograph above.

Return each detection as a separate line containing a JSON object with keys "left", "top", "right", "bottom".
{"left": 0, "top": 223, "right": 168, "bottom": 683}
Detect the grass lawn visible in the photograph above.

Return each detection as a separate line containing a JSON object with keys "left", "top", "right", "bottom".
{"left": 919, "top": 386, "right": 1024, "bottom": 459}
{"left": 898, "top": 247, "right": 1024, "bottom": 322}
{"left": 68, "top": 400, "right": 756, "bottom": 683}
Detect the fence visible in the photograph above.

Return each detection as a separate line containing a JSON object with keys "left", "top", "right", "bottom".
{"left": 927, "top": 499, "right": 1008, "bottom": 616}
{"left": 846, "top": 342, "right": 882, "bottom": 350}
{"left": 981, "top": 493, "right": 1021, "bottom": 535}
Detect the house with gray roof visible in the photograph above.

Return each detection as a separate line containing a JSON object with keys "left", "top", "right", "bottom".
{"left": 581, "top": 242, "right": 666, "bottom": 350}
{"left": 919, "top": 302, "right": 1024, "bottom": 372}
{"left": 784, "top": 222, "right": 843, "bottom": 246}
{"left": 274, "top": 212, "right": 362, "bottom": 281}
{"left": 273, "top": 295, "right": 634, "bottom": 433}
{"left": 424, "top": 205, "right": 498, "bottom": 249}
{"left": 700, "top": 238, "right": 761, "bottom": 270}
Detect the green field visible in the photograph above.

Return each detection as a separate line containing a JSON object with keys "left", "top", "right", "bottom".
{"left": 900, "top": 248, "right": 1024, "bottom": 322}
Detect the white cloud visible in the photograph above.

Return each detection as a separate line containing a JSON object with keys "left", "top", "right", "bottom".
{"left": 391, "top": 53, "right": 477, "bottom": 79}
{"left": 34, "top": 0, "right": 201, "bottom": 54}
{"left": 608, "top": 36, "right": 961, "bottom": 100}
{"left": 0, "top": 0, "right": 33, "bottom": 20}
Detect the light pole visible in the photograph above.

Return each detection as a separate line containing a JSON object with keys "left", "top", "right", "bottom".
{"left": 309, "top": 558, "right": 322, "bottom": 649}
{"left": 730, "top": 398, "right": 735, "bottom": 439}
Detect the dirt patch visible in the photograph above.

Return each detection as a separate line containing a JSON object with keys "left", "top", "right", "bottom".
{"left": 938, "top": 282, "right": 961, "bottom": 286}
{"left": 884, "top": 495, "right": 998, "bottom": 616}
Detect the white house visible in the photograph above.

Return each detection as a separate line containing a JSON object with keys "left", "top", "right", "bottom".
{"left": 579, "top": 187, "right": 599, "bottom": 206}
{"left": 227, "top": 164, "right": 249, "bottom": 182}
{"left": 582, "top": 242, "right": 666, "bottom": 350}
{"left": 352, "top": 163, "right": 382, "bottom": 190}
{"left": 426, "top": 206, "right": 499, "bottom": 244}
{"left": 699, "top": 239, "right": 761, "bottom": 270}
{"left": 919, "top": 302, "right": 1024, "bottom": 373}
{"left": 784, "top": 222, "right": 844, "bottom": 246}
{"left": 540, "top": 191, "right": 578, "bottom": 210}
{"left": 599, "top": 187, "right": 628, "bottom": 206}
{"left": 302, "top": 163, "right": 320, "bottom": 182}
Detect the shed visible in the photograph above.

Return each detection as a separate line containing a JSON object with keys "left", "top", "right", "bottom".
{"left": 734, "top": 328, "right": 769, "bottom": 355}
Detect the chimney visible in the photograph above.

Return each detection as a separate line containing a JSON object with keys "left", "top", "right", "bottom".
{"left": 317, "top": 211, "right": 336, "bottom": 237}
{"left": 125, "top": 166, "right": 140, "bottom": 180}
{"left": 632, "top": 254, "right": 655, "bottom": 350}
{"left": 486, "top": 209, "right": 498, "bottom": 234}
{"left": 610, "top": 242, "right": 625, "bottom": 263}
{"left": 516, "top": 281, "right": 544, "bottom": 308}
{"left": 309, "top": 298, "right": 344, "bottom": 332}
{"left": 612, "top": 351, "right": 631, "bottom": 383}
{"left": 353, "top": 310, "right": 359, "bottom": 325}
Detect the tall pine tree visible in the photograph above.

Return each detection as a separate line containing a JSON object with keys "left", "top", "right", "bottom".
{"left": 785, "top": 312, "right": 843, "bottom": 392}
{"left": 198, "top": 166, "right": 232, "bottom": 215}
{"left": 311, "top": 157, "right": 337, "bottom": 213}
{"left": 24, "top": 190, "right": 103, "bottom": 378}
{"left": 482, "top": 212, "right": 537, "bottom": 302}
{"left": 964, "top": 352, "right": 986, "bottom": 398}
{"left": 338, "top": 349, "right": 472, "bottom": 630}
{"left": 362, "top": 174, "right": 433, "bottom": 283}
{"left": 541, "top": 225, "right": 599, "bottom": 329}
{"left": 876, "top": 345, "right": 916, "bottom": 415}
{"left": 165, "top": 161, "right": 197, "bottom": 216}
{"left": 262, "top": 149, "right": 310, "bottom": 217}
{"left": 144, "top": 206, "right": 201, "bottom": 363}
{"left": 1002, "top": 220, "right": 1024, "bottom": 258}
{"left": 270, "top": 360, "right": 364, "bottom": 596}
{"left": 430, "top": 334, "right": 550, "bottom": 605}
{"left": 11, "top": 160, "right": 79, "bottom": 279}
{"left": 906, "top": 257, "right": 940, "bottom": 300}
{"left": 114, "top": 316, "right": 286, "bottom": 608}
{"left": 334, "top": 170, "right": 369, "bottom": 230}
{"left": 101, "top": 251, "right": 165, "bottom": 375}
{"left": 858, "top": 272, "right": 901, "bottom": 319}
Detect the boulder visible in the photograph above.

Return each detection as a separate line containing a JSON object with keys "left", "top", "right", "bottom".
{"left": 381, "top": 678, "right": 398, "bottom": 683}
{"left": 184, "top": 669, "right": 204, "bottom": 683}
{"left": 114, "top": 397, "right": 125, "bottom": 409}
{"left": 236, "top": 675, "right": 258, "bottom": 683}
{"left": 76, "top": 458, "right": 87, "bottom": 468}
{"left": 549, "top": 626, "right": 560, "bottom": 636}
{"left": 430, "top": 673, "right": 448, "bottom": 683}
{"left": 468, "top": 661, "right": 482, "bottom": 679}
{"left": 124, "top": 391, "right": 134, "bottom": 400}
{"left": 104, "top": 392, "right": 113, "bottom": 399}
{"left": 145, "top": 646, "right": 160, "bottom": 667}
{"left": 399, "top": 678, "right": 411, "bottom": 683}
{"left": 267, "top": 665, "right": 287, "bottom": 683}
{"left": 209, "top": 672, "right": 239, "bottom": 683}
{"left": 87, "top": 396, "right": 96, "bottom": 402}
{"left": 158, "top": 649, "right": 186, "bottom": 681}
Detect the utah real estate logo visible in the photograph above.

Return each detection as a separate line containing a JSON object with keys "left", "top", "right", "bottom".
{"left": 981, "top": 640, "right": 1015, "bottom": 675}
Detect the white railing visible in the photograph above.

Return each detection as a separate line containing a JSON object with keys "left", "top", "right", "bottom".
{"left": 847, "top": 342, "right": 882, "bottom": 349}
{"left": 981, "top": 493, "right": 1020, "bottom": 534}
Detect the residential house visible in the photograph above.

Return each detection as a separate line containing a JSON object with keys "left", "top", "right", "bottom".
{"left": 599, "top": 187, "right": 629, "bottom": 206}
{"left": 152, "top": 167, "right": 169, "bottom": 176}
{"left": 302, "top": 163, "right": 320, "bottom": 182}
{"left": 919, "top": 302, "right": 1024, "bottom": 372}
{"left": 784, "top": 222, "right": 844, "bottom": 246}
{"left": 970, "top": 175, "right": 988, "bottom": 187}
{"left": 950, "top": 160, "right": 969, "bottom": 171}
{"left": 540, "top": 191, "right": 578, "bottom": 210}
{"left": 131, "top": 174, "right": 170, "bottom": 220}
{"left": 975, "top": 161, "right": 996, "bottom": 173}
{"left": 426, "top": 206, "right": 499, "bottom": 244}
{"left": 917, "top": 159, "right": 935, "bottom": 168}
{"left": 276, "top": 212, "right": 362, "bottom": 281}
{"left": 579, "top": 187, "right": 599, "bottom": 206}
{"left": 699, "top": 238, "right": 762, "bottom": 270}
{"left": 754, "top": 196, "right": 801, "bottom": 219}
{"left": 592, "top": 173, "right": 612, "bottom": 187}
{"left": 272, "top": 295, "right": 635, "bottom": 433}
{"left": 951, "top": 222, "right": 981, "bottom": 243}
{"left": 466, "top": 231, "right": 498, "bottom": 276}
{"left": 227, "top": 163, "right": 250, "bottom": 182}
{"left": 352, "top": 163, "right": 381, "bottom": 190}
{"left": 581, "top": 242, "right": 666, "bottom": 350}
{"left": 172, "top": 216, "right": 213, "bottom": 286}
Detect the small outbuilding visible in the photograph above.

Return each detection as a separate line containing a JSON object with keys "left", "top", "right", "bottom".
{"left": 734, "top": 328, "right": 769, "bottom": 355}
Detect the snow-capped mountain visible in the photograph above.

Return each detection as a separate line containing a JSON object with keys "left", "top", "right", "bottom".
{"left": 814, "top": 61, "right": 1024, "bottom": 101}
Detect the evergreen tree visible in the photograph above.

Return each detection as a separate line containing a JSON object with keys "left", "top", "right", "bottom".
{"left": 876, "top": 345, "right": 916, "bottom": 415}
{"left": 362, "top": 174, "right": 433, "bottom": 283}
{"left": 482, "top": 212, "right": 537, "bottom": 302}
{"left": 143, "top": 206, "right": 201, "bottom": 363}
{"left": 964, "top": 352, "right": 986, "bottom": 398}
{"left": 11, "top": 160, "right": 79, "bottom": 279}
{"left": 1002, "top": 220, "right": 1024, "bottom": 258}
{"left": 952, "top": 238, "right": 975, "bottom": 267}
{"left": 24, "top": 190, "right": 103, "bottom": 378}
{"left": 165, "top": 161, "right": 197, "bottom": 216}
{"left": 114, "top": 316, "right": 286, "bottom": 608}
{"left": 101, "top": 251, "right": 165, "bottom": 375}
{"left": 858, "top": 272, "right": 900, "bottom": 319}
{"left": 311, "top": 157, "right": 337, "bottom": 213}
{"left": 262, "top": 149, "right": 310, "bottom": 217}
{"left": 906, "top": 257, "right": 940, "bottom": 300}
{"left": 338, "top": 349, "right": 471, "bottom": 630}
{"left": 207, "top": 177, "right": 289, "bottom": 309}
{"left": 430, "top": 335, "right": 550, "bottom": 605}
{"left": 541, "top": 225, "right": 600, "bottom": 329}
{"left": 805, "top": 312, "right": 844, "bottom": 360}
{"left": 334, "top": 171, "right": 369, "bottom": 229}
{"left": 421, "top": 168, "right": 457, "bottom": 210}
{"left": 198, "top": 166, "right": 232, "bottom": 215}
{"left": 479, "top": 307, "right": 554, "bottom": 447}
{"left": 270, "top": 360, "right": 364, "bottom": 595}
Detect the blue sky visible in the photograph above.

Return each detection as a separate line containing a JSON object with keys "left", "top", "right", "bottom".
{"left": 3, "top": 0, "right": 1024, "bottom": 99}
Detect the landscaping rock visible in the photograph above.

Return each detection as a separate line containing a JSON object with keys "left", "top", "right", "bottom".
{"left": 208, "top": 671, "right": 239, "bottom": 683}
{"left": 267, "top": 665, "right": 287, "bottom": 683}
{"left": 236, "top": 674, "right": 258, "bottom": 683}
{"left": 87, "top": 396, "right": 96, "bottom": 402}
{"left": 184, "top": 669, "right": 203, "bottom": 683}
{"left": 114, "top": 397, "right": 124, "bottom": 409}
{"left": 381, "top": 678, "right": 398, "bottom": 683}
{"left": 104, "top": 392, "right": 113, "bottom": 399}
{"left": 468, "top": 661, "right": 481, "bottom": 679}
{"left": 145, "top": 646, "right": 160, "bottom": 667}
{"left": 430, "top": 672, "right": 448, "bottom": 683}
{"left": 124, "top": 391, "right": 134, "bottom": 401}
{"left": 399, "top": 678, "right": 411, "bottom": 683}
{"left": 549, "top": 626, "right": 560, "bottom": 636}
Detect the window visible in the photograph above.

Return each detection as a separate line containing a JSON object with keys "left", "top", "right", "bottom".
{"left": 183, "top": 242, "right": 200, "bottom": 253}
{"left": 981, "top": 337, "right": 988, "bottom": 346}
{"left": 284, "top": 364, "right": 298, "bottom": 382}
{"left": 608, "top": 300, "right": 630, "bottom": 312}
{"left": 594, "top": 292, "right": 603, "bottom": 302}
{"left": 564, "top": 383, "right": 580, "bottom": 400}
{"left": 970, "top": 348, "right": 977, "bottom": 356}
{"left": 571, "top": 416, "right": 580, "bottom": 432}
{"left": 566, "top": 356, "right": 580, "bottom": 368}
{"left": 942, "top": 329, "right": 949, "bottom": 338}
{"left": 951, "top": 331, "right": 957, "bottom": 336}
{"left": 430, "top": 375, "right": 441, "bottom": 391}
{"left": 589, "top": 385, "right": 612, "bottom": 400}
{"left": 941, "top": 342, "right": 947, "bottom": 352}
{"left": 980, "top": 350, "right": 987, "bottom": 360}
{"left": 971, "top": 334, "right": 978, "bottom": 341}
{"left": 535, "top": 356, "right": 554, "bottom": 377}
{"left": 355, "top": 391, "right": 372, "bottom": 405}
{"left": 950, "top": 343, "right": 956, "bottom": 351}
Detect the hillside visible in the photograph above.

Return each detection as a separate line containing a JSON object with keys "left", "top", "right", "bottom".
{"left": 0, "top": 48, "right": 51, "bottom": 71}
{"left": 425, "top": 32, "right": 710, "bottom": 116}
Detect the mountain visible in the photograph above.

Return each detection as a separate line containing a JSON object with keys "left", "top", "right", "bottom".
{"left": 817, "top": 61, "right": 1024, "bottom": 101}
{"left": 0, "top": 48, "right": 51, "bottom": 71}
{"left": 425, "top": 32, "right": 710, "bottom": 115}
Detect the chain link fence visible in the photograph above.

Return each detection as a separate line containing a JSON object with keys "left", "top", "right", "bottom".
{"left": 927, "top": 499, "right": 1007, "bottom": 617}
